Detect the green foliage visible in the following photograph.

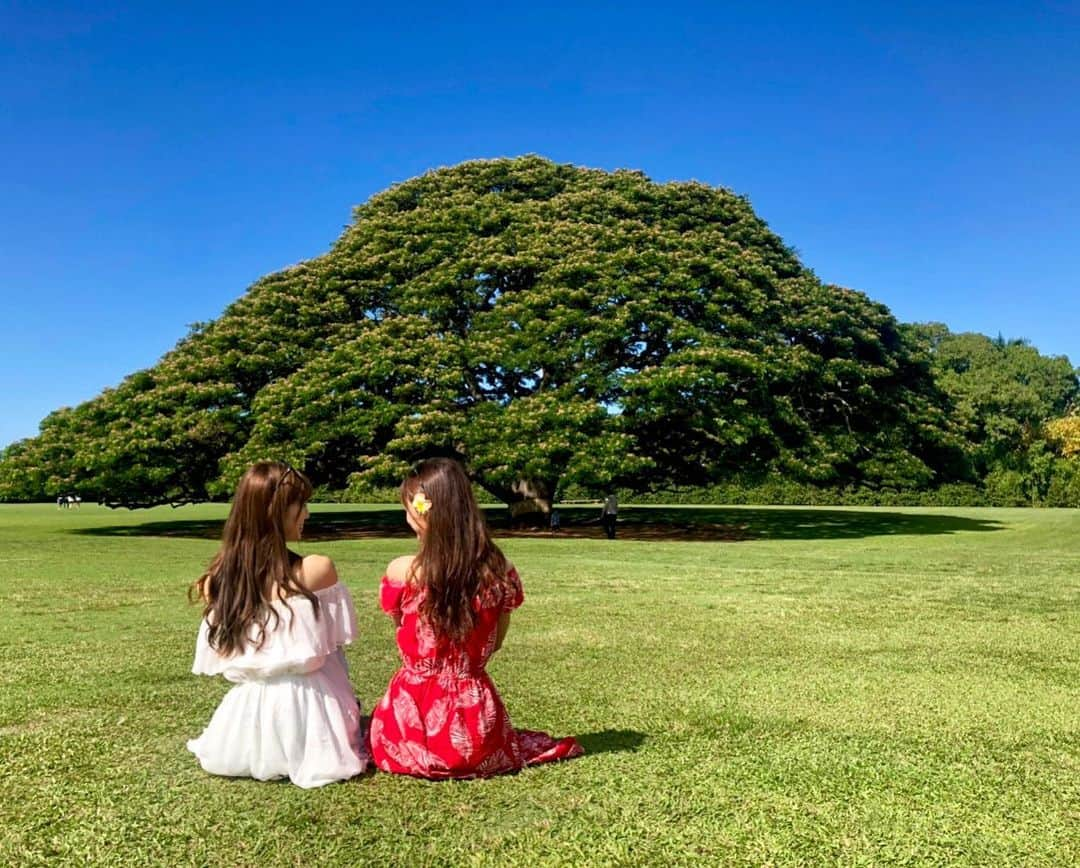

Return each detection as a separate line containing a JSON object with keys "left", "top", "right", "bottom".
{"left": 1044, "top": 458, "right": 1080, "bottom": 506}
{"left": 1046, "top": 413, "right": 1080, "bottom": 458}
{"left": 758, "top": 285, "right": 965, "bottom": 489}
{"left": 0, "top": 261, "right": 354, "bottom": 506}
{"left": 1, "top": 160, "right": 1072, "bottom": 510}
{"left": 911, "top": 327, "right": 1079, "bottom": 476}
{"left": 0, "top": 438, "right": 52, "bottom": 501}
{"left": 983, "top": 467, "right": 1029, "bottom": 507}
{"left": 15, "top": 159, "right": 960, "bottom": 507}
{"left": 589, "top": 480, "right": 995, "bottom": 507}
{"left": 229, "top": 156, "right": 839, "bottom": 509}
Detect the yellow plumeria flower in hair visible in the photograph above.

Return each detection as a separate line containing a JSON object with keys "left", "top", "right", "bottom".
{"left": 411, "top": 491, "right": 433, "bottom": 515}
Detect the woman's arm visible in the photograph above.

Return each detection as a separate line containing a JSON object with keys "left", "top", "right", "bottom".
{"left": 381, "top": 555, "right": 414, "bottom": 627}
{"left": 491, "top": 562, "right": 522, "bottom": 654}
{"left": 493, "top": 612, "right": 511, "bottom": 654}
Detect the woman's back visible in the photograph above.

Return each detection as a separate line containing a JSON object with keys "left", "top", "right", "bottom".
{"left": 380, "top": 559, "right": 523, "bottom": 675}
{"left": 193, "top": 580, "right": 357, "bottom": 681}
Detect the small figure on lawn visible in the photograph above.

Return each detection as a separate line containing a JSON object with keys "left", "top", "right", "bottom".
{"left": 600, "top": 493, "right": 618, "bottom": 539}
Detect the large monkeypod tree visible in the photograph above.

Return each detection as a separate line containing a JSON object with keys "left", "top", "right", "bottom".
{"left": 0, "top": 157, "right": 959, "bottom": 513}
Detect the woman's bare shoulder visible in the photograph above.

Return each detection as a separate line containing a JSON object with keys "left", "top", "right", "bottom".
{"left": 297, "top": 554, "right": 339, "bottom": 592}
{"left": 385, "top": 554, "right": 417, "bottom": 583}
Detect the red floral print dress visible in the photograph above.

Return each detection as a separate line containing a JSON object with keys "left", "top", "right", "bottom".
{"left": 368, "top": 568, "right": 583, "bottom": 778}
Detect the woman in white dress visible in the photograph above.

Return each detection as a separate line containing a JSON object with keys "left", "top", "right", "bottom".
{"left": 187, "top": 461, "right": 368, "bottom": 788}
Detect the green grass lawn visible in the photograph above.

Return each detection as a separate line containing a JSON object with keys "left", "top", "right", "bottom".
{"left": 1, "top": 503, "right": 1077, "bottom": 866}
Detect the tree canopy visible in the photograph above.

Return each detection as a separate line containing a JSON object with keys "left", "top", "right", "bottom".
{"left": 1, "top": 157, "right": 1070, "bottom": 511}
{"left": 1046, "top": 415, "right": 1080, "bottom": 458}
{"left": 906, "top": 326, "right": 1079, "bottom": 475}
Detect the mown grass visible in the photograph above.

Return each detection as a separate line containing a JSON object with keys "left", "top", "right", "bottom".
{"left": 0, "top": 503, "right": 1077, "bottom": 866}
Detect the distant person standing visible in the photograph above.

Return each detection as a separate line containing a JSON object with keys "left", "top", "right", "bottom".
{"left": 549, "top": 508, "right": 561, "bottom": 534}
{"left": 600, "top": 493, "right": 618, "bottom": 539}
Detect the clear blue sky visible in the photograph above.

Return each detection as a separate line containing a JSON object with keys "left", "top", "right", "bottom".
{"left": 2, "top": 1, "right": 1078, "bottom": 449}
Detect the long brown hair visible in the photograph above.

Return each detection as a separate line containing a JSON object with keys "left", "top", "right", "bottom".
{"left": 191, "top": 461, "right": 316, "bottom": 656}
{"left": 402, "top": 458, "right": 508, "bottom": 644}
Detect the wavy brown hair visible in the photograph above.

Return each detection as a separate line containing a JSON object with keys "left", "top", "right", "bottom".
{"left": 191, "top": 461, "right": 316, "bottom": 656}
{"left": 402, "top": 458, "right": 508, "bottom": 644}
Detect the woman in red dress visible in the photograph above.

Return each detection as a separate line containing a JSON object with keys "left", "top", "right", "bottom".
{"left": 368, "top": 458, "right": 583, "bottom": 779}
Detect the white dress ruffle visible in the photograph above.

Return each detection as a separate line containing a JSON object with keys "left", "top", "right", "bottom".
{"left": 187, "top": 583, "right": 368, "bottom": 788}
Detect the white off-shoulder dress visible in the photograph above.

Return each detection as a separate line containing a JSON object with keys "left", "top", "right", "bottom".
{"left": 187, "top": 583, "right": 368, "bottom": 788}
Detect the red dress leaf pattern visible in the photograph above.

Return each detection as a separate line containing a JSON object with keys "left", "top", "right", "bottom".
{"left": 457, "top": 680, "right": 483, "bottom": 709}
{"left": 393, "top": 692, "right": 422, "bottom": 734}
{"left": 424, "top": 697, "right": 451, "bottom": 736}
{"left": 450, "top": 711, "right": 475, "bottom": 761}
{"left": 403, "top": 739, "right": 444, "bottom": 772}
{"left": 477, "top": 690, "right": 498, "bottom": 739}
{"left": 380, "top": 736, "right": 407, "bottom": 769}
{"left": 415, "top": 621, "right": 438, "bottom": 656}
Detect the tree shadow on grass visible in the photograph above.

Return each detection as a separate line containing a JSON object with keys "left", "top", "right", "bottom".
{"left": 71, "top": 509, "right": 414, "bottom": 541}
{"left": 71, "top": 504, "right": 1005, "bottom": 543}
{"left": 575, "top": 729, "right": 648, "bottom": 755}
{"left": 608, "top": 506, "right": 1006, "bottom": 542}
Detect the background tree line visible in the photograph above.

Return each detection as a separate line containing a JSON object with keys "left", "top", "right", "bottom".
{"left": 1, "top": 157, "right": 1077, "bottom": 512}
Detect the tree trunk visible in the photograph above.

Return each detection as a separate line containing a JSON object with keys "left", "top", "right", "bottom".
{"left": 507, "top": 478, "right": 556, "bottom": 525}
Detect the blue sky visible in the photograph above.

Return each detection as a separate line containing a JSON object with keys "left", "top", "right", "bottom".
{"left": 2, "top": 1, "right": 1078, "bottom": 449}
